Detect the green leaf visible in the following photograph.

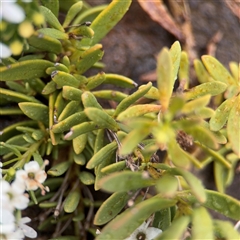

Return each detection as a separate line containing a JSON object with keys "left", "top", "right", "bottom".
{"left": 58, "top": 100, "right": 82, "bottom": 122}
{"left": 152, "top": 208, "right": 171, "bottom": 231}
{"left": 114, "top": 82, "right": 152, "bottom": 117}
{"left": 92, "top": 90, "right": 128, "bottom": 102}
{"left": 96, "top": 195, "right": 176, "bottom": 240}
{"left": 62, "top": 1, "right": 83, "bottom": 28}
{"left": 86, "top": 141, "right": 117, "bottom": 169}
{"left": 101, "top": 161, "right": 126, "bottom": 174}
{"left": 28, "top": 32, "right": 62, "bottom": 54}
{"left": 75, "top": 44, "right": 104, "bottom": 74}
{"left": 117, "top": 104, "right": 161, "bottom": 121}
{"left": 79, "top": 171, "right": 95, "bottom": 185}
{"left": 62, "top": 86, "right": 83, "bottom": 101}
{"left": 40, "top": 5, "right": 63, "bottom": 31}
{"left": 168, "top": 167, "right": 206, "bottom": 203}
{"left": 0, "top": 60, "right": 53, "bottom": 81}
{"left": 120, "top": 123, "right": 151, "bottom": 155}
{"left": 214, "top": 161, "right": 229, "bottom": 193}
{"left": 210, "top": 97, "right": 235, "bottom": 131}
{"left": 170, "top": 41, "right": 181, "bottom": 82}
{"left": 104, "top": 73, "right": 137, "bottom": 88}
{"left": 184, "top": 81, "right": 227, "bottom": 100}
{"left": 98, "top": 171, "right": 155, "bottom": 192}
{"left": 63, "top": 190, "right": 80, "bottom": 213}
{"left": 83, "top": 0, "right": 132, "bottom": 46}
{"left": 73, "top": 152, "right": 86, "bottom": 165}
{"left": 47, "top": 161, "right": 71, "bottom": 176}
{"left": 51, "top": 71, "right": 81, "bottom": 88}
{"left": 84, "top": 107, "right": 119, "bottom": 131}
{"left": 37, "top": 28, "right": 68, "bottom": 40}
{"left": 214, "top": 220, "right": 240, "bottom": 240}
{"left": 202, "top": 55, "right": 237, "bottom": 85}
{"left": 205, "top": 190, "right": 240, "bottom": 221}
{"left": 184, "top": 124, "right": 218, "bottom": 149}
{"left": 192, "top": 207, "right": 214, "bottom": 240}
{"left": 167, "top": 139, "right": 191, "bottom": 169}
{"left": 157, "top": 47, "right": 173, "bottom": 111}
{"left": 227, "top": 95, "right": 240, "bottom": 157}
{"left": 181, "top": 94, "right": 211, "bottom": 115}
{"left": 155, "top": 174, "right": 178, "bottom": 197}
{"left": 155, "top": 215, "right": 190, "bottom": 240}
{"left": 0, "top": 88, "right": 40, "bottom": 103}
{"left": 86, "top": 72, "right": 106, "bottom": 90}
{"left": 94, "top": 192, "right": 130, "bottom": 225}
{"left": 194, "top": 59, "right": 211, "bottom": 83}
{"left": 73, "top": 134, "right": 88, "bottom": 155}
{"left": 179, "top": 190, "right": 240, "bottom": 220}
{"left": 18, "top": 102, "right": 49, "bottom": 125}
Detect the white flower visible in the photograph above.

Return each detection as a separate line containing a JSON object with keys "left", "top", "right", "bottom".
{"left": 0, "top": 162, "right": 2, "bottom": 179}
{"left": 0, "top": 1, "right": 25, "bottom": 23}
{"left": 17, "top": 217, "right": 37, "bottom": 239}
{"left": 15, "top": 160, "right": 49, "bottom": 195}
{"left": 0, "top": 209, "right": 15, "bottom": 234}
{"left": 0, "top": 42, "right": 11, "bottom": 59}
{"left": 0, "top": 228, "right": 24, "bottom": 240}
{"left": 0, "top": 179, "right": 29, "bottom": 211}
{"left": 124, "top": 221, "right": 162, "bottom": 240}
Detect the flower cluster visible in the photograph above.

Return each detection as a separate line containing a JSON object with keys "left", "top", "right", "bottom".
{"left": 0, "top": 0, "right": 43, "bottom": 59}
{"left": 0, "top": 160, "right": 49, "bottom": 239}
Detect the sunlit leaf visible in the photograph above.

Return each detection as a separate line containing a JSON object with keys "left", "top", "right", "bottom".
{"left": 227, "top": 95, "right": 240, "bottom": 157}
{"left": 192, "top": 207, "right": 214, "bottom": 240}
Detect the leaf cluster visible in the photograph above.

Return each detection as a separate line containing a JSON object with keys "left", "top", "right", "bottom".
{"left": 0, "top": 0, "right": 239, "bottom": 239}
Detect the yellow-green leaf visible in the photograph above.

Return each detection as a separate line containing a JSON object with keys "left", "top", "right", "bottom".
{"left": 227, "top": 95, "right": 240, "bottom": 157}
{"left": 0, "top": 60, "right": 53, "bottom": 81}
{"left": 157, "top": 48, "right": 173, "bottom": 111}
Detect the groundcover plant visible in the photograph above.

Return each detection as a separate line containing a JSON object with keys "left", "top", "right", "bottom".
{"left": 0, "top": 0, "right": 239, "bottom": 239}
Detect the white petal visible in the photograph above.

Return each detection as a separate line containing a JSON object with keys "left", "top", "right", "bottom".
{"left": 25, "top": 179, "right": 38, "bottom": 190}
{"left": 35, "top": 170, "right": 47, "bottom": 183}
{"left": 13, "top": 194, "right": 29, "bottom": 210}
{"left": 146, "top": 227, "right": 162, "bottom": 239}
{"left": 11, "top": 180, "right": 26, "bottom": 193}
{"left": 24, "top": 161, "right": 40, "bottom": 173}
{"left": 19, "top": 217, "right": 31, "bottom": 224}
{"left": 21, "top": 224, "right": 37, "bottom": 238}
{"left": 18, "top": 217, "right": 37, "bottom": 238}
{"left": 1, "top": 209, "right": 15, "bottom": 224}
{"left": 15, "top": 169, "right": 28, "bottom": 182}
{"left": 1, "top": 179, "right": 11, "bottom": 193}
{"left": 2, "top": 2, "right": 25, "bottom": 23}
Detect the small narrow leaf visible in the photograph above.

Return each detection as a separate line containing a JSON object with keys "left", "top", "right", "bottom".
{"left": 84, "top": 0, "right": 132, "bottom": 46}
{"left": 210, "top": 97, "right": 235, "bottom": 131}
{"left": 40, "top": 6, "right": 64, "bottom": 32}
{"left": 192, "top": 207, "right": 214, "bottom": 240}
{"left": 184, "top": 81, "right": 227, "bottom": 100}
{"left": 18, "top": 102, "right": 49, "bottom": 125}
{"left": 155, "top": 215, "right": 190, "bottom": 240}
{"left": 98, "top": 171, "right": 155, "bottom": 192}
{"left": 84, "top": 107, "right": 119, "bottom": 131}
{"left": 94, "top": 192, "right": 130, "bottom": 225}
{"left": 47, "top": 161, "right": 71, "bottom": 176}
{"left": 0, "top": 60, "right": 53, "bottom": 81}
{"left": 157, "top": 47, "right": 173, "bottom": 111}
{"left": 202, "top": 55, "right": 237, "bottom": 85}
{"left": 227, "top": 95, "right": 240, "bottom": 157}
{"left": 63, "top": 190, "right": 81, "bottom": 213}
